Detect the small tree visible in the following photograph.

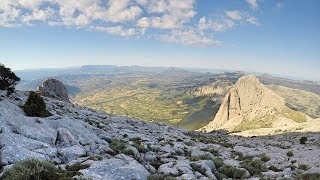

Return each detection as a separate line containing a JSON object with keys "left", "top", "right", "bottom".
{"left": 23, "top": 91, "right": 52, "bottom": 117}
{"left": 0, "top": 64, "right": 20, "bottom": 93}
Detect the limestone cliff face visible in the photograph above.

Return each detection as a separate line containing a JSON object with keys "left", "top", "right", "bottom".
{"left": 201, "top": 75, "right": 286, "bottom": 132}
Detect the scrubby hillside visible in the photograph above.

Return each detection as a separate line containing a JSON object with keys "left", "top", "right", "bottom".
{"left": 268, "top": 85, "right": 320, "bottom": 119}
{"left": 1, "top": 89, "right": 320, "bottom": 179}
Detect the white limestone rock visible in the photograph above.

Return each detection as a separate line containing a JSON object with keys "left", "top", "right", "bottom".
{"left": 80, "top": 154, "right": 150, "bottom": 180}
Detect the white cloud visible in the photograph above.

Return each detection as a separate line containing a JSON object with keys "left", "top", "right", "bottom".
{"left": 92, "top": 26, "right": 145, "bottom": 37}
{"left": 22, "top": 8, "right": 54, "bottom": 23}
{"left": 246, "top": 0, "right": 258, "bottom": 9}
{"left": 198, "top": 16, "right": 235, "bottom": 32}
{"left": 246, "top": 16, "right": 260, "bottom": 26}
{"left": 226, "top": 11, "right": 243, "bottom": 20}
{"left": 160, "top": 29, "right": 222, "bottom": 47}
{"left": 0, "top": 0, "right": 261, "bottom": 47}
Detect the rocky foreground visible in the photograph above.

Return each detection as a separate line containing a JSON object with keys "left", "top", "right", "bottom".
{"left": 0, "top": 90, "right": 320, "bottom": 180}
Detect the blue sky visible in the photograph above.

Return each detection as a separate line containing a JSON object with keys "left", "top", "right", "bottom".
{"left": 0, "top": 0, "right": 319, "bottom": 80}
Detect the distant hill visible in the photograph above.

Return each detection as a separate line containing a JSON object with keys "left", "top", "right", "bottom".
{"left": 15, "top": 65, "right": 188, "bottom": 81}
{"left": 258, "top": 74, "right": 320, "bottom": 95}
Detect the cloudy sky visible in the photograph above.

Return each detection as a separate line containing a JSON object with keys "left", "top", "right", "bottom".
{"left": 0, "top": 0, "right": 319, "bottom": 80}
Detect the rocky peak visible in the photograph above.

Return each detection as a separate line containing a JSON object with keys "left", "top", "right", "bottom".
{"left": 37, "top": 78, "right": 69, "bottom": 102}
{"left": 201, "top": 75, "right": 286, "bottom": 132}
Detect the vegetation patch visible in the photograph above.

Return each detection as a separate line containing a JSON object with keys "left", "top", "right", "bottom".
{"left": 150, "top": 157, "right": 163, "bottom": 170}
{"left": 298, "top": 164, "right": 310, "bottom": 171}
{"left": 299, "top": 173, "right": 320, "bottom": 180}
{"left": 287, "top": 151, "right": 294, "bottom": 158}
{"left": 217, "top": 165, "right": 246, "bottom": 179}
{"left": 74, "top": 82, "right": 215, "bottom": 130}
{"left": 109, "top": 140, "right": 127, "bottom": 154}
{"left": 22, "top": 91, "right": 52, "bottom": 117}
{"left": 1, "top": 159, "right": 82, "bottom": 180}
{"left": 300, "top": 137, "right": 308, "bottom": 144}
{"left": 240, "top": 158, "right": 267, "bottom": 176}
{"left": 260, "top": 154, "right": 271, "bottom": 162}
{"left": 201, "top": 148, "right": 220, "bottom": 156}
{"left": 0, "top": 64, "right": 20, "bottom": 95}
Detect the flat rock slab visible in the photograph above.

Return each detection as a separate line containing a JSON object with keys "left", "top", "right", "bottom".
{"left": 80, "top": 154, "right": 150, "bottom": 180}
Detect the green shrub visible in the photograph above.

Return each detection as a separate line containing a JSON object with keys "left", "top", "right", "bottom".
{"left": 298, "top": 164, "right": 310, "bottom": 171}
{"left": 2, "top": 159, "right": 61, "bottom": 180}
{"left": 201, "top": 148, "right": 220, "bottom": 156}
{"left": 109, "top": 140, "right": 127, "bottom": 154}
{"left": 261, "top": 154, "right": 271, "bottom": 162}
{"left": 287, "top": 151, "right": 294, "bottom": 158}
{"left": 268, "top": 165, "right": 283, "bottom": 172}
{"left": 191, "top": 163, "right": 206, "bottom": 175}
{"left": 150, "top": 157, "right": 163, "bottom": 170}
{"left": 300, "top": 137, "right": 308, "bottom": 144}
{"left": 218, "top": 165, "right": 246, "bottom": 179}
{"left": 240, "top": 159, "right": 267, "bottom": 176}
{"left": 299, "top": 173, "right": 320, "bottom": 180}
{"left": 212, "top": 158, "right": 224, "bottom": 169}
{"left": 22, "top": 92, "right": 52, "bottom": 117}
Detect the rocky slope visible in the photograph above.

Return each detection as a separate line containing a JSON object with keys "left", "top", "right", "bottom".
{"left": 200, "top": 75, "right": 309, "bottom": 133}
{"left": 0, "top": 89, "right": 320, "bottom": 179}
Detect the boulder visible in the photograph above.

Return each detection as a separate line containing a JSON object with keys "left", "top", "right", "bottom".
{"left": 58, "top": 145, "right": 86, "bottom": 162}
{"left": 191, "top": 160, "right": 216, "bottom": 180}
{"left": 80, "top": 154, "right": 150, "bottom": 180}
{"left": 38, "top": 78, "right": 69, "bottom": 101}
{"left": 158, "top": 162, "right": 180, "bottom": 176}
{"left": 55, "top": 128, "right": 78, "bottom": 146}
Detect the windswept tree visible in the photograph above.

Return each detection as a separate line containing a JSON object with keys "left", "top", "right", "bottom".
{"left": 0, "top": 64, "right": 20, "bottom": 93}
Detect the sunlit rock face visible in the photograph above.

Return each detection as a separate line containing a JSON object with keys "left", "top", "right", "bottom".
{"left": 201, "top": 75, "right": 286, "bottom": 132}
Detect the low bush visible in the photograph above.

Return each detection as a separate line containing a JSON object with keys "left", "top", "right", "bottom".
{"left": 299, "top": 173, "right": 320, "bottom": 180}
{"left": 268, "top": 165, "right": 283, "bottom": 172}
{"left": 1, "top": 159, "right": 75, "bottom": 180}
{"left": 240, "top": 159, "right": 267, "bottom": 176}
{"left": 287, "top": 151, "right": 294, "bottom": 158}
{"left": 260, "top": 154, "right": 271, "bottom": 162}
{"left": 150, "top": 157, "right": 163, "bottom": 170}
{"left": 298, "top": 164, "right": 310, "bottom": 171}
{"left": 212, "top": 158, "right": 224, "bottom": 169}
{"left": 300, "top": 137, "right": 308, "bottom": 144}
{"left": 109, "top": 140, "right": 127, "bottom": 154}
{"left": 22, "top": 92, "right": 52, "bottom": 117}
{"left": 218, "top": 165, "right": 246, "bottom": 179}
